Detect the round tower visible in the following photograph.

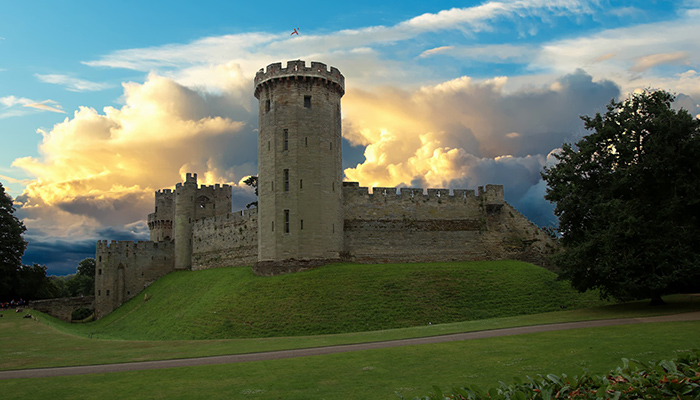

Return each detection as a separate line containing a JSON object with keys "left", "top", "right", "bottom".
{"left": 254, "top": 60, "right": 345, "bottom": 263}
{"left": 173, "top": 172, "right": 198, "bottom": 270}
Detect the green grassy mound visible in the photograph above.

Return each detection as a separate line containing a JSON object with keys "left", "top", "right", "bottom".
{"left": 66, "top": 261, "right": 609, "bottom": 340}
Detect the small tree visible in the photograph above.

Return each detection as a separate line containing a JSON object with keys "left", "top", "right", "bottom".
{"left": 244, "top": 175, "right": 258, "bottom": 208}
{"left": 542, "top": 90, "right": 700, "bottom": 305}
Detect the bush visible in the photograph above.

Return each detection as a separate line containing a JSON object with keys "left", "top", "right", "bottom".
{"left": 71, "top": 307, "right": 94, "bottom": 322}
{"left": 402, "top": 350, "right": 700, "bottom": 400}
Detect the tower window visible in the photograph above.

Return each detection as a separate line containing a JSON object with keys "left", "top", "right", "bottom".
{"left": 98, "top": 269, "right": 102, "bottom": 275}
{"left": 300, "top": 219, "right": 304, "bottom": 230}
{"left": 106, "top": 290, "right": 110, "bottom": 296}
{"left": 271, "top": 181, "right": 274, "bottom": 191}
{"left": 268, "top": 141, "right": 270, "bottom": 151}
{"left": 272, "top": 221, "right": 274, "bottom": 232}
{"left": 305, "top": 137, "right": 308, "bottom": 147}
{"left": 304, "top": 95, "right": 311, "bottom": 108}
{"left": 283, "top": 129, "right": 289, "bottom": 151}
{"left": 265, "top": 99, "right": 270, "bottom": 112}
{"left": 98, "top": 290, "right": 101, "bottom": 296}
{"left": 284, "top": 210, "right": 290, "bottom": 233}
{"left": 299, "top": 179, "right": 303, "bottom": 190}
{"left": 284, "top": 169, "right": 289, "bottom": 191}
{"left": 330, "top": 142, "right": 333, "bottom": 150}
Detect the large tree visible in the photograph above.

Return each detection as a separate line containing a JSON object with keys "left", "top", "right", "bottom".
{"left": 0, "top": 182, "right": 28, "bottom": 300}
{"left": 542, "top": 90, "right": 700, "bottom": 305}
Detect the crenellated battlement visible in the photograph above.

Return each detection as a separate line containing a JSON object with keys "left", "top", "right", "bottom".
{"left": 254, "top": 60, "right": 345, "bottom": 98}
{"left": 341, "top": 182, "right": 504, "bottom": 203}
{"left": 96, "top": 239, "right": 173, "bottom": 252}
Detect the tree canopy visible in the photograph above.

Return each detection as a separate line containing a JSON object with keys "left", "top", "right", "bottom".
{"left": 244, "top": 175, "right": 258, "bottom": 208}
{"left": 542, "top": 90, "right": 700, "bottom": 304}
{"left": 0, "top": 182, "right": 28, "bottom": 300}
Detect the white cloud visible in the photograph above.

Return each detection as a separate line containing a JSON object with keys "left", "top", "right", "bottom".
{"left": 35, "top": 74, "right": 114, "bottom": 92}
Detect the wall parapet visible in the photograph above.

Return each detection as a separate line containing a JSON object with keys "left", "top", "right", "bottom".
{"left": 254, "top": 60, "right": 345, "bottom": 97}
{"left": 342, "top": 182, "right": 503, "bottom": 203}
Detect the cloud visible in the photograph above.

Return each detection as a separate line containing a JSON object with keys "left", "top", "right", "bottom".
{"left": 35, "top": 74, "right": 114, "bottom": 92}
{"left": 341, "top": 70, "right": 620, "bottom": 226}
{"left": 630, "top": 52, "right": 689, "bottom": 72}
{"left": 23, "top": 101, "right": 66, "bottom": 113}
{"left": 13, "top": 72, "right": 258, "bottom": 250}
{"left": 82, "top": 0, "right": 598, "bottom": 88}
{"left": 0, "top": 96, "right": 66, "bottom": 118}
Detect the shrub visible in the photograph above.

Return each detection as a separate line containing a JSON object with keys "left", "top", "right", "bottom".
{"left": 401, "top": 350, "right": 700, "bottom": 400}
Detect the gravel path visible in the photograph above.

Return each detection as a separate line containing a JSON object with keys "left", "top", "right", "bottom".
{"left": 2, "top": 311, "right": 699, "bottom": 380}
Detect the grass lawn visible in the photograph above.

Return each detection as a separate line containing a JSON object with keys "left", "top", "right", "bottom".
{"left": 1, "top": 321, "right": 698, "bottom": 399}
{"left": 38, "top": 261, "right": 613, "bottom": 340}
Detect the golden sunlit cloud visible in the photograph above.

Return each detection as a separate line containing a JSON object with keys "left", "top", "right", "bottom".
{"left": 13, "top": 72, "right": 257, "bottom": 239}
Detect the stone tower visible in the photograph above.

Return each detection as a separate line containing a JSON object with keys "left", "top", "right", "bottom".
{"left": 254, "top": 60, "right": 345, "bottom": 264}
{"left": 173, "top": 173, "right": 198, "bottom": 270}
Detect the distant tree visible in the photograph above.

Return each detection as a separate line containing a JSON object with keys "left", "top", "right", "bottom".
{"left": 542, "top": 90, "right": 700, "bottom": 305}
{"left": 0, "top": 182, "right": 28, "bottom": 301}
{"left": 244, "top": 175, "right": 258, "bottom": 208}
{"left": 15, "top": 263, "right": 61, "bottom": 300}
{"left": 67, "top": 258, "right": 95, "bottom": 296}
{"left": 77, "top": 258, "right": 95, "bottom": 279}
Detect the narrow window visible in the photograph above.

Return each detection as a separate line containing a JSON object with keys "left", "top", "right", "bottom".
{"left": 299, "top": 179, "right": 303, "bottom": 190}
{"left": 272, "top": 221, "right": 274, "bottom": 232}
{"left": 271, "top": 181, "right": 274, "bottom": 191}
{"left": 98, "top": 256, "right": 102, "bottom": 262}
{"left": 284, "top": 210, "right": 290, "bottom": 233}
{"left": 98, "top": 269, "right": 102, "bottom": 275}
{"left": 106, "top": 290, "right": 110, "bottom": 296}
{"left": 283, "top": 129, "right": 289, "bottom": 151}
{"left": 98, "top": 290, "right": 101, "bottom": 296}
{"left": 332, "top": 223, "right": 335, "bottom": 233}
{"left": 284, "top": 169, "right": 289, "bottom": 191}
{"left": 268, "top": 141, "right": 270, "bottom": 151}
{"left": 330, "top": 142, "right": 333, "bottom": 150}
{"left": 300, "top": 219, "right": 304, "bottom": 230}
{"left": 265, "top": 99, "right": 270, "bottom": 112}
{"left": 304, "top": 95, "right": 311, "bottom": 108}
{"left": 305, "top": 137, "right": 308, "bottom": 147}
{"left": 332, "top": 182, "right": 335, "bottom": 192}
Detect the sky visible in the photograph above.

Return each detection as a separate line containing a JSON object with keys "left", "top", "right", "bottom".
{"left": 1, "top": 0, "right": 699, "bottom": 275}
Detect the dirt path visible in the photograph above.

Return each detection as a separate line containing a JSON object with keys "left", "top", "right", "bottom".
{"left": 2, "top": 311, "right": 699, "bottom": 380}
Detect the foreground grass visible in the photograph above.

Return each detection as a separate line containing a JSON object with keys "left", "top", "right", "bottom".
{"left": 1, "top": 321, "right": 698, "bottom": 400}
{"left": 2, "top": 294, "right": 699, "bottom": 371}
{"left": 45, "top": 261, "right": 611, "bottom": 340}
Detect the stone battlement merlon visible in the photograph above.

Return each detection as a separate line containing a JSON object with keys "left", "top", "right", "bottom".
{"left": 254, "top": 60, "right": 345, "bottom": 98}
{"left": 341, "top": 182, "right": 504, "bottom": 202}
{"left": 96, "top": 240, "right": 172, "bottom": 251}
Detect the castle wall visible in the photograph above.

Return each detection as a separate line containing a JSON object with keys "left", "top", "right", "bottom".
{"left": 192, "top": 209, "right": 258, "bottom": 270}
{"left": 94, "top": 240, "right": 174, "bottom": 318}
{"left": 341, "top": 183, "right": 554, "bottom": 266}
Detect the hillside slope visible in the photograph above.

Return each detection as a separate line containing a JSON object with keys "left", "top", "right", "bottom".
{"left": 76, "top": 261, "right": 608, "bottom": 340}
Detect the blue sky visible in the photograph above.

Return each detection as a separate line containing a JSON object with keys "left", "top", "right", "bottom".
{"left": 1, "top": 0, "right": 699, "bottom": 274}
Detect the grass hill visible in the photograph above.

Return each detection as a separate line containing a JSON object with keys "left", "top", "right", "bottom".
{"left": 69, "top": 261, "right": 609, "bottom": 340}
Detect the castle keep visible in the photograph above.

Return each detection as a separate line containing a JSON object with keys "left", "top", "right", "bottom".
{"left": 95, "top": 60, "right": 554, "bottom": 318}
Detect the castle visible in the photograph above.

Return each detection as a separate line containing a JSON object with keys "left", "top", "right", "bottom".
{"left": 94, "top": 60, "right": 554, "bottom": 318}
